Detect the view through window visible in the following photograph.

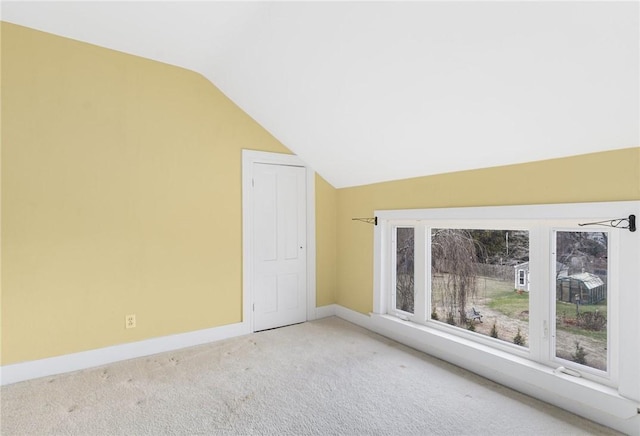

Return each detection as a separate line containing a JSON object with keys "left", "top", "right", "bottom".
{"left": 430, "top": 229, "right": 530, "bottom": 346}
{"left": 389, "top": 222, "right": 614, "bottom": 377}
{"left": 554, "top": 231, "right": 609, "bottom": 371}
{"left": 395, "top": 227, "right": 415, "bottom": 314}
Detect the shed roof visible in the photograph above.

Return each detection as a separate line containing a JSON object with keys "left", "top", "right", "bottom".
{"left": 559, "top": 272, "right": 604, "bottom": 290}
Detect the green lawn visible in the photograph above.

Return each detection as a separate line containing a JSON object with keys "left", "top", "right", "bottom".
{"left": 556, "top": 300, "right": 607, "bottom": 341}
{"left": 432, "top": 275, "right": 529, "bottom": 318}
{"left": 556, "top": 325, "right": 607, "bottom": 341}
{"left": 555, "top": 300, "right": 607, "bottom": 318}
{"left": 475, "top": 276, "right": 515, "bottom": 297}
{"left": 487, "top": 289, "right": 529, "bottom": 319}
{"left": 480, "top": 279, "right": 607, "bottom": 340}
{"left": 432, "top": 274, "right": 607, "bottom": 360}
{"left": 475, "top": 276, "right": 530, "bottom": 318}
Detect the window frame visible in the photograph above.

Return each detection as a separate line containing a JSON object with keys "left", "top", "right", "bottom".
{"left": 427, "top": 224, "right": 534, "bottom": 354}
{"left": 549, "top": 226, "right": 618, "bottom": 379}
{"left": 390, "top": 225, "right": 417, "bottom": 319}
{"left": 373, "top": 202, "right": 638, "bottom": 399}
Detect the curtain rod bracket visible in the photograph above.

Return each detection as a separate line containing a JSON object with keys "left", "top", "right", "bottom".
{"left": 352, "top": 217, "right": 377, "bottom": 226}
{"left": 578, "top": 214, "right": 635, "bottom": 232}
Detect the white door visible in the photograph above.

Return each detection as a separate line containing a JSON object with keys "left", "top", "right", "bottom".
{"left": 252, "top": 163, "right": 307, "bottom": 331}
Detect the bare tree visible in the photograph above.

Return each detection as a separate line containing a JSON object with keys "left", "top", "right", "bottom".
{"left": 432, "top": 229, "right": 478, "bottom": 324}
{"left": 396, "top": 228, "right": 414, "bottom": 312}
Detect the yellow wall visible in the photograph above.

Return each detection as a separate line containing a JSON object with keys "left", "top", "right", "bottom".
{"left": 315, "top": 175, "right": 338, "bottom": 307}
{"left": 336, "top": 148, "right": 640, "bottom": 313}
{"left": 1, "top": 23, "right": 337, "bottom": 364}
{"left": 2, "top": 22, "right": 636, "bottom": 366}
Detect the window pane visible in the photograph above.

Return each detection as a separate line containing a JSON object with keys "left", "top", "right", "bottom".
{"left": 396, "top": 227, "right": 414, "bottom": 313}
{"left": 555, "top": 231, "right": 608, "bottom": 371}
{"left": 431, "top": 229, "right": 530, "bottom": 348}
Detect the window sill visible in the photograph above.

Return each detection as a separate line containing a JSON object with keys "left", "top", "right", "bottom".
{"left": 369, "top": 313, "right": 639, "bottom": 420}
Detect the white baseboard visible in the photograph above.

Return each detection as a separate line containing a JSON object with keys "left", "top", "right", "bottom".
{"left": 331, "top": 304, "right": 640, "bottom": 436}
{"left": 1, "top": 321, "right": 250, "bottom": 386}
{"left": 315, "top": 304, "right": 337, "bottom": 319}
{"left": 5, "top": 303, "right": 637, "bottom": 434}
{"left": 334, "top": 304, "right": 374, "bottom": 328}
{"left": 1, "top": 305, "right": 339, "bottom": 387}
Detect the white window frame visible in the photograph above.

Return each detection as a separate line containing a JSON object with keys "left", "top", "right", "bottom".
{"left": 372, "top": 201, "right": 640, "bottom": 422}
{"left": 390, "top": 224, "right": 423, "bottom": 321}
{"left": 549, "top": 226, "right": 618, "bottom": 380}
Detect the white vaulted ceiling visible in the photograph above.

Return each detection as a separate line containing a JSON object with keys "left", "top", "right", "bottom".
{"left": 2, "top": 1, "right": 638, "bottom": 188}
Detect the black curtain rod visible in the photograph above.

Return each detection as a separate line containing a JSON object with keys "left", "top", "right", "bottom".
{"left": 350, "top": 215, "right": 636, "bottom": 231}
{"left": 352, "top": 217, "right": 377, "bottom": 226}
{"left": 578, "top": 214, "right": 636, "bottom": 232}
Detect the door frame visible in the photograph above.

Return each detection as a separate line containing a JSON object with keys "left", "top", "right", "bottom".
{"left": 242, "top": 150, "right": 317, "bottom": 333}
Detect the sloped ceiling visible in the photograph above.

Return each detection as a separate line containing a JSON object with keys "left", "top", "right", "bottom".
{"left": 2, "top": 1, "right": 638, "bottom": 188}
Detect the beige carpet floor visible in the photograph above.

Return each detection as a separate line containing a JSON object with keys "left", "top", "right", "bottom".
{"left": 1, "top": 316, "right": 620, "bottom": 435}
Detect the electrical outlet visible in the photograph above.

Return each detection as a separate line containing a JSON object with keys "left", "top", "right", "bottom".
{"left": 125, "top": 314, "right": 136, "bottom": 329}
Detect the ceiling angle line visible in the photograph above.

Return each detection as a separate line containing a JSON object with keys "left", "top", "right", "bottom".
{"left": 578, "top": 214, "right": 636, "bottom": 232}
{"left": 352, "top": 217, "right": 378, "bottom": 226}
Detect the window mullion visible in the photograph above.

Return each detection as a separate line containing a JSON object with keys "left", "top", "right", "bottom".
{"left": 389, "top": 227, "right": 398, "bottom": 315}
{"left": 413, "top": 224, "right": 427, "bottom": 324}
{"left": 373, "top": 217, "right": 386, "bottom": 314}
{"left": 527, "top": 225, "right": 549, "bottom": 363}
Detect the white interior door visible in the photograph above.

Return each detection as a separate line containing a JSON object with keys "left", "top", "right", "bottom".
{"left": 252, "top": 162, "right": 307, "bottom": 331}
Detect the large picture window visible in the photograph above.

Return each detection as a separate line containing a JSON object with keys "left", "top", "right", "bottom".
{"left": 376, "top": 202, "right": 638, "bottom": 394}
{"left": 389, "top": 220, "right": 611, "bottom": 379}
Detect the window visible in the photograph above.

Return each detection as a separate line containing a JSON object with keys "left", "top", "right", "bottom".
{"left": 553, "top": 230, "right": 609, "bottom": 373}
{"left": 394, "top": 227, "right": 415, "bottom": 314}
{"left": 430, "top": 228, "right": 530, "bottom": 348}
{"left": 375, "top": 202, "right": 638, "bottom": 392}
{"left": 518, "top": 269, "right": 526, "bottom": 286}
